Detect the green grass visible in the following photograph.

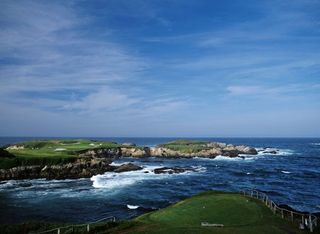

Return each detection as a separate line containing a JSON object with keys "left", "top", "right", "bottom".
{"left": 0, "top": 139, "right": 131, "bottom": 169}
{"left": 108, "top": 191, "right": 309, "bottom": 234}
{"left": 1, "top": 191, "right": 315, "bottom": 234}
{"left": 158, "top": 140, "right": 211, "bottom": 153}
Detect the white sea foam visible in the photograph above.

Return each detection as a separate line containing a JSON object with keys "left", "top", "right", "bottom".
{"left": 110, "top": 162, "right": 125, "bottom": 166}
{"left": 0, "top": 180, "right": 15, "bottom": 189}
{"left": 310, "top": 143, "right": 320, "bottom": 146}
{"left": 127, "top": 205, "right": 139, "bottom": 209}
{"left": 91, "top": 165, "right": 205, "bottom": 189}
{"left": 213, "top": 155, "right": 257, "bottom": 161}
{"left": 281, "top": 170, "right": 291, "bottom": 174}
{"left": 256, "top": 147, "right": 294, "bottom": 156}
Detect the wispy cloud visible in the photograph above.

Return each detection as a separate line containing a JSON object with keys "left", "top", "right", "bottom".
{"left": 0, "top": 0, "right": 319, "bottom": 136}
{"left": 0, "top": 0, "right": 191, "bottom": 131}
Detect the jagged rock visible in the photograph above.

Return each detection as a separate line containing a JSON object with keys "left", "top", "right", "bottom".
{"left": 120, "top": 147, "right": 149, "bottom": 157}
{"left": 150, "top": 144, "right": 257, "bottom": 158}
{"left": 114, "top": 163, "right": 142, "bottom": 173}
{"left": 78, "top": 148, "right": 121, "bottom": 158}
{"left": 0, "top": 158, "right": 143, "bottom": 180}
{"left": 153, "top": 167, "right": 194, "bottom": 174}
{"left": 263, "top": 150, "right": 278, "bottom": 154}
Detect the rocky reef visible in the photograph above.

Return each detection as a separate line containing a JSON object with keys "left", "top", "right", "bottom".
{"left": 150, "top": 141, "right": 257, "bottom": 158}
{"left": 76, "top": 141, "right": 257, "bottom": 159}
{"left": 0, "top": 158, "right": 144, "bottom": 180}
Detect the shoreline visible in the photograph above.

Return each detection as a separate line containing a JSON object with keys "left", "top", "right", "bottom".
{"left": 0, "top": 139, "right": 258, "bottom": 180}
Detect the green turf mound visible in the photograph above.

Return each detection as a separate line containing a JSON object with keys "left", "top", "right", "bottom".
{"left": 111, "top": 191, "right": 306, "bottom": 234}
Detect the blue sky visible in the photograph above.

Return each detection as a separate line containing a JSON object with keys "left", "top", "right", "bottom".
{"left": 0, "top": 0, "right": 319, "bottom": 137}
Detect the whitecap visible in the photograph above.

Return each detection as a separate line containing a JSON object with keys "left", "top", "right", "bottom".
{"left": 256, "top": 147, "right": 294, "bottom": 156}
{"left": 90, "top": 165, "right": 203, "bottom": 190}
{"left": 127, "top": 204, "right": 139, "bottom": 209}
{"left": 191, "top": 166, "right": 207, "bottom": 173}
{"left": 213, "top": 155, "right": 255, "bottom": 161}
{"left": 281, "top": 171, "right": 291, "bottom": 174}
{"left": 110, "top": 162, "right": 125, "bottom": 166}
{"left": 310, "top": 143, "right": 320, "bottom": 146}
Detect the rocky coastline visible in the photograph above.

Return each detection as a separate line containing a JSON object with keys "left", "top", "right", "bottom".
{"left": 0, "top": 140, "right": 258, "bottom": 181}
{"left": 0, "top": 158, "right": 143, "bottom": 180}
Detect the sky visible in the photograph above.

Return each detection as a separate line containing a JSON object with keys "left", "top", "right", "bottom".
{"left": 0, "top": 0, "right": 319, "bottom": 137}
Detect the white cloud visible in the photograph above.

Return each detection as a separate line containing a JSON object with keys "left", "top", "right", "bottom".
{"left": 63, "top": 87, "right": 140, "bottom": 112}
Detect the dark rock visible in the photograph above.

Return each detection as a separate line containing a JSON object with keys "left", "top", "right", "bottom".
{"left": 263, "top": 150, "right": 277, "bottom": 154}
{"left": 0, "top": 148, "right": 15, "bottom": 158}
{"left": 113, "top": 163, "right": 142, "bottom": 173}
{"left": 0, "top": 158, "right": 115, "bottom": 181}
{"left": 18, "top": 182, "right": 32, "bottom": 187}
{"left": 153, "top": 167, "right": 194, "bottom": 174}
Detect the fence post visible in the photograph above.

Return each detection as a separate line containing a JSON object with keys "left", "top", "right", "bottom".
{"left": 281, "top": 210, "right": 284, "bottom": 219}
{"left": 57, "top": 228, "right": 60, "bottom": 234}
{"left": 309, "top": 215, "right": 313, "bottom": 232}
{"left": 87, "top": 224, "right": 90, "bottom": 232}
{"left": 291, "top": 211, "right": 293, "bottom": 222}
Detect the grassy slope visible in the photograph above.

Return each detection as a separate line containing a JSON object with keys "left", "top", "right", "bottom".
{"left": 1, "top": 191, "right": 314, "bottom": 234}
{"left": 158, "top": 140, "right": 212, "bottom": 154}
{"left": 0, "top": 140, "right": 126, "bottom": 169}
{"left": 110, "top": 191, "right": 307, "bottom": 234}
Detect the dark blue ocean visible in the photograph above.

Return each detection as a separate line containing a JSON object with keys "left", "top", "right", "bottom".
{"left": 0, "top": 137, "right": 320, "bottom": 224}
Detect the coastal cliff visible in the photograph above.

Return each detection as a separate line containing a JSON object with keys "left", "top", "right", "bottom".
{"left": 0, "top": 158, "right": 142, "bottom": 180}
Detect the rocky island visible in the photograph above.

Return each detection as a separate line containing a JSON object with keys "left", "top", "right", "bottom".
{"left": 0, "top": 139, "right": 257, "bottom": 180}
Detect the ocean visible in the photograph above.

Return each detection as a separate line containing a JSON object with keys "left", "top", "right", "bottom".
{"left": 0, "top": 137, "right": 319, "bottom": 224}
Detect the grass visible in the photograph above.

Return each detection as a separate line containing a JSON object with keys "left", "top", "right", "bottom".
{"left": 107, "top": 191, "right": 309, "bottom": 234}
{"left": 0, "top": 139, "right": 132, "bottom": 169}
{"left": 1, "top": 191, "right": 315, "bottom": 234}
{"left": 158, "top": 140, "right": 212, "bottom": 154}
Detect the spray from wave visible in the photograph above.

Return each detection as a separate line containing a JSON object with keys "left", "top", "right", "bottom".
{"left": 91, "top": 165, "right": 205, "bottom": 189}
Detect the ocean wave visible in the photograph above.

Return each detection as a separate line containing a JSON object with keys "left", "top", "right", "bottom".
{"left": 256, "top": 147, "right": 294, "bottom": 156}
{"left": 90, "top": 165, "right": 205, "bottom": 189}
{"left": 310, "top": 143, "right": 320, "bottom": 146}
{"left": 281, "top": 170, "right": 291, "bottom": 174}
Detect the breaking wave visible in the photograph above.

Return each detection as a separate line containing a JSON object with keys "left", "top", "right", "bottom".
{"left": 256, "top": 147, "right": 295, "bottom": 156}
{"left": 91, "top": 165, "right": 205, "bottom": 189}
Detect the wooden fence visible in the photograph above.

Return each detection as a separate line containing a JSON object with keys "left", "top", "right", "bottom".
{"left": 29, "top": 216, "right": 116, "bottom": 234}
{"left": 243, "top": 189, "right": 318, "bottom": 232}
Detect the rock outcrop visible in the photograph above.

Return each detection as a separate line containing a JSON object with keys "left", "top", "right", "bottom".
{"left": 153, "top": 167, "right": 195, "bottom": 174}
{"left": 113, "top": 163, "right": 142, "bottom": 173}
{"left": 0, "top": 159, "right": 143, "bottom": 181}
{"left": 78, "top": 148, "right": 122, "bottom": 158}
{"left": 120, "top": 147, "right": 150, "bottom": 157}
{"left": 78, "top": 147, "right": 150, "bottom": 158}
{"left": 149, "top": 144, "right": 257, "bottom": 158}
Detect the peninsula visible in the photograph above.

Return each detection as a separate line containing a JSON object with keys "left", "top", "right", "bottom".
{"left": 0, "top": 139, "right": 257, "bottom": 180}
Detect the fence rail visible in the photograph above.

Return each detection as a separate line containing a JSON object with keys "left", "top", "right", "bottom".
{"left": 29, "top": 216, "right": 116, "bottom": 234}
{"left": 243, "top": 189, "right": 318, "bottom": 232}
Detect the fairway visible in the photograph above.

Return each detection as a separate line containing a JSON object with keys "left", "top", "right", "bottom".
{"left": 0, "top": 140, "right": 128, "bottom": 169}
{"left": 111, "top": 191, "right": 306, "bottom": 234}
